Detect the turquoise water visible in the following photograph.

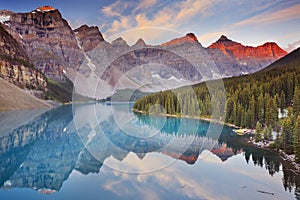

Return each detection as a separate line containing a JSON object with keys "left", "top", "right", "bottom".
{"left": 0, "top": 103, "right": 299, "bottom": 199}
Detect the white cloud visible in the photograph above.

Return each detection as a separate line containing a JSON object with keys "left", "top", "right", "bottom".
{"left": 98, "top": 0, "right": 300, "bottom": 47}
{"left": 101, "top": 0, "right": 221, "bottom": 43}
{"left": 175, "top": 0, "right": 214, "bottom": 21}
{"left": 133, "top": 0, "right": 158, "bottom": 13}
{"left": 102, "top": 0, "right": 128, "bottom": 18}
{"left": 101, "top": 151, "right": 230, "bottom": 200}
{"left": 108, "top": 17, "right": 131, "bottom": 35}
{"left": 234, "top": 3, "right": 300, "bottom": 27}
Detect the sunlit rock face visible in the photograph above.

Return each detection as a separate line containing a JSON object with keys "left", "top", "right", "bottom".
{"left": 0, "top": 23, "right": 47, "bottom": 91}
{"left": 0, "top": 60, "right": 47, "bottom": 91}
{"left": 207, "top": 35, "right": 287, "bottom": 76}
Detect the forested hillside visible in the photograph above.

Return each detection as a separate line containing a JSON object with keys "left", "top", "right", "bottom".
{"left": 134, "top": 47, "right": 300, "bottom": 129}
{"left": 134, "top": 47, "right": 300, "bottom": 157}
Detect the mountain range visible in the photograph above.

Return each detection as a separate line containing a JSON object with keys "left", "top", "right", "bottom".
{"left": 0, "top": 6, "right": 288, "bottom": 102}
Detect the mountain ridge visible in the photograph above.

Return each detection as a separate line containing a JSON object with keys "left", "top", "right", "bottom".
{"left": 0, "top": 7, "right": 84, "bottom": 81}
{"left": 133, "top": 47, "right": 300, "bottom": 129}
{"left": 207, "top": 35, "right": 287, "bottom": 76}
{"left": 0, "top": 6, "right": 289, "bottom": 100}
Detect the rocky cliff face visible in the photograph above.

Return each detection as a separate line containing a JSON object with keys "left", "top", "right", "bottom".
{"left": 0, "top": 60, "right": 46, "bottom": 90}
{"left": 0, "top": 23, "right": 47, "bottom": 91}
{"left": 0, "top": 7, "right": 84, "bottom": 81}
{"left": 0, "top": 23, "right": 27, "bottom": 60}
{"left": 72, "top": 33, "right": 216, "bottom": 98}
{"left": 74, "top": 25, "right": 104, "bottom": 52}
{"left": 0, "top": 7, "right": 288, "bottom": 99}
{"left": 207, "top": 35, "right": 287, "bottom": 75}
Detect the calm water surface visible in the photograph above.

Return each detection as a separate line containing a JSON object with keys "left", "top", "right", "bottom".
{"left": 0, "top": 103, "right": 299, "bottom": 200}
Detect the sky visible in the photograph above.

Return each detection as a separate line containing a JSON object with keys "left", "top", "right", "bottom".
{"left": 1, "top": 0, "right": 300, "bottom": 51}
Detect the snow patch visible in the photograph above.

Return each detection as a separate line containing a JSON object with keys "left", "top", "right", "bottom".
{"left": 75, "top": 34, "right": 83, "bottom": 49}
{"left": 151, "top": 74, "right": 183, "bottom": 82}
{"left": 151, "top": 74, "right": 161, "bottom": 79}
{"left": 4, "top": 180, "right": 12, "bottom": 187}
{"left": 168, "top": 75, "right": 183, "bottom": 82}
{"left": 0, "top": 15, "right": 10, "bottom": 23}
{"left": 75, "top": 35, "right": 97, "bottom": 79}
{"left": 240, "top": 62, "right": 248, "bottom": 66}
{"left": 278, "top": 108, "right": 288, "bottom": 118}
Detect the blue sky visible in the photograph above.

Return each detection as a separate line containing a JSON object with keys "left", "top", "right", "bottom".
{"left": 1, "top": 0, "right": 300, "bottom": 51}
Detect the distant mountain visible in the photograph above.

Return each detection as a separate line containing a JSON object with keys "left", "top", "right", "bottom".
{"left": 106, "top": 89, "right": 150, "bottom": 102}
{"left": 72, "top": 33, "right": 214, "bottom": 98}
{"left": 133, "top": 47, "right": 300, "bottom": 128}
{"left": 258, "top": 47, "right": 300, "bottom": 72}
{"left": 0, "top": 7, "right": 288, "bottom": 100}
{"left": 207, "top": 35, "right": 287, "bottom": 76}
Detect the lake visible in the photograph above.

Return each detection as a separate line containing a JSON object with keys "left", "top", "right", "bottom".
{"left": 0, "top": 103, "right": 299, "bottom": 200}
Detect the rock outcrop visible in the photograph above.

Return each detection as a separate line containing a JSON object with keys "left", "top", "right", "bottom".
{"left": 73, "top": 33, "right": 216, "bottom": 98}
{"left": 161, "top": 32, "right": 199, "bottom": 46}
{"left": 0, "top": 7, "right": 289, "bottom": 99}
{"left": 0, "top": 60, "right": 46, "bottom": 90}
{"left": 0, "top": 23, "right": 47, "bottom": 91}
{"left": 0, "top": 7, "right": 84, "bottom": 81}
{"left": 207, "top": 35, "right": 287, "bottom": 75}
{"left": 74, "top": 25, "right": 104, "bottom": 52}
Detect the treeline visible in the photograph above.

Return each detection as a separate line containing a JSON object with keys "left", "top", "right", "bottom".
{"left": 133, "top": 48, "right": 300, "bottom": 156}
{"left": 134, "top": 48, "right": 300, "bottom": 128}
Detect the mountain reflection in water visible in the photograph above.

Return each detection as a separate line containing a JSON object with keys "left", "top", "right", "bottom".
{"left": 0, "top": 103, "right": 299, "bottom": 199}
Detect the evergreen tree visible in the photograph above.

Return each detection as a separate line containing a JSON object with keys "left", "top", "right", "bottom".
{"left": 255, "top": 121, "right": 262, "bottom": 142}
{"left": 282, "top": 116, "right": 294, "bottom": 153}
{"left": 270, "top": 97, "right": 279, "bottom": 129}
{"left": 257, "top": 93, "right": 264, "bottom": 122}
{"left": 264, "top": 93, "right": 271, "bottom": 125}
{"left": 249, "top": 95, "right": 256, "bottom": 127}
{"left": 293, "top": 87, "right": 300, "bottom": 116}
{"left": 293, "top": 115, "right": 300, "bottom": 163}
{"left": 133, "top": 48, "right": 300, "bottom": 156}
{"left": 280, "top": 90, "right": 286, "bottom": 114}
{"left": 263, "top": 125, "right": 272, "bottom": 140}
{"left": 232, "top": 102, "right": 237, "bottom": 125}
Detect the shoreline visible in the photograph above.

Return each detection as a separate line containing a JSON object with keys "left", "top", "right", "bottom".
{"left": 132, "top": 109, "right": 240, "bottom": 129}
{"left": 133, "top": 108, "right": 300, "bottom": 172}
{"left": 249, "top": 139, "right": 300, "bottom": 171}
